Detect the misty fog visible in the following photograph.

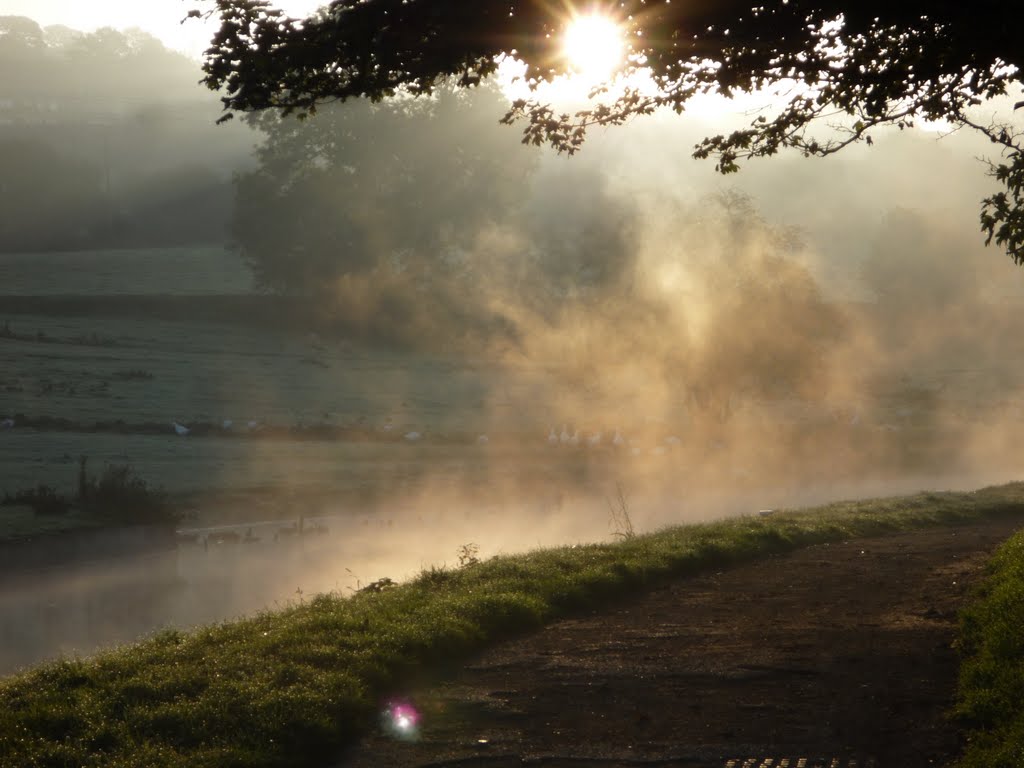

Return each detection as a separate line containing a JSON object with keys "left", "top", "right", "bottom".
{"left": 0, "top": 16, "right": 253, "bottom": 251}
{"left": 3, "top": 12, "right": 1024, "bottom": 673}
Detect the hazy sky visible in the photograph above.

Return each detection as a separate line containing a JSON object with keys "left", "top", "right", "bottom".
{"left": 0, "top": 0, "right": 324, "bottom": 58}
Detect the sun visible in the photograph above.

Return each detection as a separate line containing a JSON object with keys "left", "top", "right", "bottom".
{"left": 563, "top": 13, "right": 624, "bottom": 82}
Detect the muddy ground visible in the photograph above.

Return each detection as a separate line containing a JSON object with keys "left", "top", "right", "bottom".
{"left": 335, "top": 513, "right": 1024, "bottom": 768}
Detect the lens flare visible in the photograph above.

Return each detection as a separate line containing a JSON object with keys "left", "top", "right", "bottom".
{"left": 382, "top": 700, "right": 421, "bottom": 740}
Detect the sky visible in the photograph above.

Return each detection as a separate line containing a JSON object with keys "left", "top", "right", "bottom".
{"left": 0, "top": 0, "right": 324, "bottom": 58}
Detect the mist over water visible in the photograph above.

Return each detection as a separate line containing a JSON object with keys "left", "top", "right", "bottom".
{"left": 3, "top": 35, "right": 1024, "bottom": 673}
{"left": 2, "top": 456, "right": 1017, "bottom": 675}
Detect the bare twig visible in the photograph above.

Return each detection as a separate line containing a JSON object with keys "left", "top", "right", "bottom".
{"left": 607, "top": 482, "right": 636, "bottom": 541}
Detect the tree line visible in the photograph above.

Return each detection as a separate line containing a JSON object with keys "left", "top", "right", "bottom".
{"left": 0, "top": 16, "right": 251, "bottom": 253}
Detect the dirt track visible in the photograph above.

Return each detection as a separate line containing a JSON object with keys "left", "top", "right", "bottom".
{"left": 335, "top": 513, "right": 1024, "bottom": 768}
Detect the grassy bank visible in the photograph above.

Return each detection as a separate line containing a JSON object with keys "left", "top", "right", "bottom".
{"left": 4, "top": 483, "right": 1024, "bottom": 767}
{"left": 955, "top": 525, "right": 1024, "bottom": 767}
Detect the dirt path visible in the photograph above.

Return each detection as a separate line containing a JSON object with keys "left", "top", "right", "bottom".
{"left": 335, "top": 514, "right": 1024, "bottom": 768}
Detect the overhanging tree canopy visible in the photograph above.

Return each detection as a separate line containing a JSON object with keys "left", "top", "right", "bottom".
{"left": 197, "top": 0, "right": 1024, "bottom": 262}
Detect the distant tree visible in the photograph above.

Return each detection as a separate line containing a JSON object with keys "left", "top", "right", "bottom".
{"left": 106, "top": 165, "right": 233, "bottom": 248}
{"left": 0, "top": 20, "right": 201, "bottom": 106}
{"left": 0, "top": 16, "right": 249, "bottom": 252}
{"left": 0, "top": 15, "right": 45, "bottom": 54}
{"left": 520, "top": 164, "right": 639, "bottom": 303}
{"left": 0, "top": 138, "right": 104, "bottom": 251}
{"left": 64, "top": 26, "right": 135, "bottom": 59}
{"left": 197, "top": 0, "right": 1024, "bottom": 264}
{"left": 59, "top": 27, "right": 203, "bottom": 103}
{"left": 41, "top": 24, "right": 84, "bottom": 50}
{"left": 233, "top": 82, "right": 536, "bottom": 294}
{"left": 0, "top": 16, "right": 58, "bottom": 101}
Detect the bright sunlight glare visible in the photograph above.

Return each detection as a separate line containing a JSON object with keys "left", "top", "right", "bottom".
{"left": 563, "top": 14, "right": 624, "bottom": 81}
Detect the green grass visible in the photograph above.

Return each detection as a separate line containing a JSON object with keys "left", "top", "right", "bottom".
{"left": 954, "top": 525, "right": 1024, "bottom": 767}
{"left": 3, "top": 482, "right": 1024, "bottom": 767}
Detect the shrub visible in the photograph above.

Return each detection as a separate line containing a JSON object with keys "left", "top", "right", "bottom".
{"left": 77, "top": 457, "right": 177, "bottom": 525}
{"left": 457, "top": 542, "right": 481, "bottom": 568}
{"left": 1, "top": 484, "right": 71, "bottom": 515}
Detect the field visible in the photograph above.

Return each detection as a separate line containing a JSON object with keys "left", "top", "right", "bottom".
{"left": 0, "top": 248, "right": 571, "bottom": 507}
{"left": 4, "top": 248, "right": 1024, "bottom": 488}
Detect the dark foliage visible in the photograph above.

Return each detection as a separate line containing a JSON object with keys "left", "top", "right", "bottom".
{"left": 1, "top": 484, "right": 71, "bottom": 516}
{"left": 234, "top": 83, "right": 533, "bottom": 294}
{"left": 77, "top": 456, "right": 178, "bottom": 525}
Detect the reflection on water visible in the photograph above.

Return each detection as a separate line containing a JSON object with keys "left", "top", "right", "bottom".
{"left": 3, "top": 468, "right": 1015, "bottom": 677}
{"left": 0, "top": 497, "right": 591, "bottom": 676}
{"left": 0, "top": 517, "right": 401, "bottom": 676}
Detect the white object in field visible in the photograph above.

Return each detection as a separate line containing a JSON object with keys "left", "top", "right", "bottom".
{"left": 587, "top": 431, "right": 602, "bottom": 447}
{"left": 548, "top": 428, "right": 559, "bottom": 445}
{"left": 383, "top": 423, "right": 394, "bottom": 431}
{"left": 568, "top": 430, "right": 580, "bottom": 447}
{"left": 404, "top": 431, "right": 421, "bottom": 441}
{"left": 849, "top": 409, "right": 861, "bottom": 426}
{"left": 612, "top": 430, "right": 625, "bottom": 447}
{"left": 0, "top": 417, "right": 13, "bottom": 429}
{"left": 222, "top": 419, "right": 233, "bottom": 429}
{"left": 477, "top": 434, "right": 489, "bottom": 445}
{"left": 247, "top": 420, "right": 260, "bottom": 430}
{"left": 560, "top": 425, "right": 571, "bottom": 445}
{"left": 172, "top": 422, "right": 190, "bottom": 436}
{"left": 758, "top": 509, "right": 776, "bottom": 517}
